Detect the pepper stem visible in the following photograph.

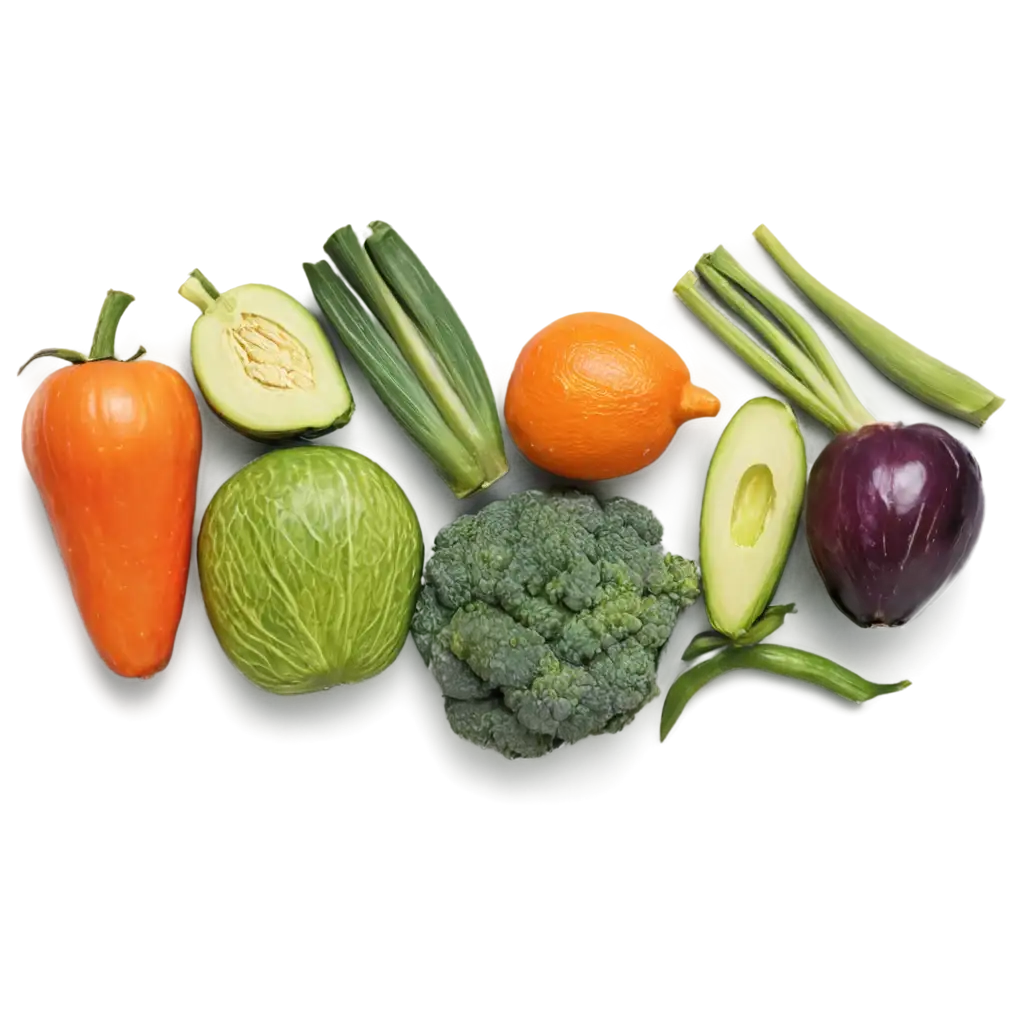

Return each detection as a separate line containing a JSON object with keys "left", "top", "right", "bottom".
{"left": 88, "top": 290, "right": 135, "bottom": 361}
{"left": 179, "top": 270, "right": 219, "bottom": 312}
{"left": 18, "top": 349, "right": 88, "bottom": 375}
{"left": 18, "top": 290, "right": 144, "bottom": 374}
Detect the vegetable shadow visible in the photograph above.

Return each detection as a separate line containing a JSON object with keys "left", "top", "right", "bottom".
{"left": 663, "top": 264, "right": 983, "bottom": 688}
{"left": 405, "top": 446, "right": 714, "bottom": 785}
{"left": 164, "top": 339, "right": 432, "bottom": 749}
{"left": 774, "top": 516, "right": 932, "bottom": 686}
{"left": 407, "top": 655, "right": 655, "bottom": 806}
{"left": 19, "top": 398, "right": 262, "bottom": 708}
{"left": 403, "top": 606, "right": 876, "bottom": 806}
{"left": 655, "top": 585, "right": 880, "bottom": 770}
{"left": 192, "top": 610, "right": 415, "bottom": 749}
{"left": 18, "top": 477, "right": 168, "bottom": 705}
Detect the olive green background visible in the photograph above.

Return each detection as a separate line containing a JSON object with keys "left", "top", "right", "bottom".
{"left": 6, "top": 9, "right": 1024, "bottom": 1024}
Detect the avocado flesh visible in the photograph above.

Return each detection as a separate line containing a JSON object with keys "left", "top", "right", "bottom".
{"left": 700, "top": 397, "right": 806, "bottom": 639}
{"left": 190, "top": 284, "right": 353, "bottom": 441}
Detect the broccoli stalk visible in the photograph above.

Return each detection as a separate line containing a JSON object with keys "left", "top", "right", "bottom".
{"left": 411, "top": 490, "right": 700, "bottom": 758}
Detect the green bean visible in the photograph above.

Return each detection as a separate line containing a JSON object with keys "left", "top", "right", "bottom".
{"left": 655, "top": 643, "right": 913, "bottom": 741}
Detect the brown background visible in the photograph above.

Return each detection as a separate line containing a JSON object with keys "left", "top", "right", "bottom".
{"left": 2, "top": 9, "right": 1024, "bottom": 1024}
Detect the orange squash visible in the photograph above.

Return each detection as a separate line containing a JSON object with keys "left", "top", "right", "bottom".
{"left": 504, "top": 312, "right": 719, "bottom": 480}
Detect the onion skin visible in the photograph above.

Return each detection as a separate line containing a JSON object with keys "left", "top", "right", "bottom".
{"left": 805, "top": 423, "right": 984, "bottom": 627}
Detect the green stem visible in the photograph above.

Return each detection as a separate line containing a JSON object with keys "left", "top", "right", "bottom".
{"left": 364, "top": 221, "right": 507, "bottom": 484}
{"left": 19, "top": 291, "right": 145, "bottom": 374}
{"left": 674, "top": 272, "right": 854, "bottom": 434}
{"left": 754, "top": 225, "right": 1004, "bottom": 427}
{"left": 732, "top": 603, "right": 796, "bottom": 647}
{"left": 325, "top": 226, "right": 490, "bottom": 470}
{"left": 705, "top": 247, "right": 875, "bottom": 429}
{"left": 681, "top": 603, "right": 795, "bottom": 661}
{"left": 304, "top": 261, "right": 486, "bottom": 497}
{"left": 661, "top": 643, "right": 911, "bottom": 740}
{"left": 696, "top": 257, "right": 852, "bottom": 423}
{"left": 18, "top": 349, "right": 87, "bottom": 375}
{"left": 179, "top": 270, "right": 219, "bottom": 313}
{"left": 88, "top": 290, "right": 135, "bottom": 361}
{"left": 681, "top": 630, "right": 731, "bottom": 660}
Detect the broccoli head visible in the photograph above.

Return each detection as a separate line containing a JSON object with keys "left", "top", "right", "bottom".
{"left": 411, "top": 490, "right": 700, "bottom": 758}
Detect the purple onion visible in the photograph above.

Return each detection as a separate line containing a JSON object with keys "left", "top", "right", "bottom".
{"left": 805, "top": 423, "right": 984, "bottom": 626}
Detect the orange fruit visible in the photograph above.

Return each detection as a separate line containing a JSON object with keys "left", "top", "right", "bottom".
{"left": 504, "top": 312, "right": 719, "bottom": 480}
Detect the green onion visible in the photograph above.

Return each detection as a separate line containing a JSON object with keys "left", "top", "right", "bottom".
{"left": 695, "top": 257, "right": 863, "bottom": 428}
{"left": 364, "top": 222, "right": 506, "bottom": 481}
{"left": 754, "top": 225, "right": 1004, "bottom": 427}
{"left": 304, "top": 260, "right": 486, "bottom": 497}
{"left": 307, "top": 223, "right": 508, "bottom": 497}
{"left": 673, "top": 271, "right": 857, "bottom": 434}
{"left": 703, "top": 247, "right": 875, "bottom": 429}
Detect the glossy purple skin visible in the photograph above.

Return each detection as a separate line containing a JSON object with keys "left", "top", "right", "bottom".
{"left": 805, "top": 423, "right": 984, "bottom": 627}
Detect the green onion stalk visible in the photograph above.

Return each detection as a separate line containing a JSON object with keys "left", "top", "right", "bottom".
{"left": 753, "top": 226, "right": 1002, "bottom": 427}
{"left": 305, "top": 223, "right": 508, "bottom": 498}
{"left": 676, "top": 232, "right": 1003, "bottom": 432}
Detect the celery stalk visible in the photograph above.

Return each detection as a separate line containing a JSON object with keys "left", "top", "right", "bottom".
{"left": 754, "top": 225, "right": 1004, "bottom": 426}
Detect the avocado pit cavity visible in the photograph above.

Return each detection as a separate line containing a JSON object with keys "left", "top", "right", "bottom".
{"left": 730, "top": 463, "right": 775, "bottom": 547}
{"left": 700, "top": 398, "right": 807, "bottom": 639}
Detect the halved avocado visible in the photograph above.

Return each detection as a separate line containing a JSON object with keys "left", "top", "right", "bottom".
{"left": 700, "top": 397, "right": 806, "bottom": 639}
{"left": 180, "top": 271, "right": 353, "bottom": 441}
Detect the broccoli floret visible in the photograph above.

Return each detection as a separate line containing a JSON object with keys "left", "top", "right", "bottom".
{"left": 444, "top": 696, "right": 556, "bottom": 759}
{"left": 413, "top": 490, "right": 700, "bottom": 758}
{"left": 448, "top": 603, "right": 549, "bottom": 690}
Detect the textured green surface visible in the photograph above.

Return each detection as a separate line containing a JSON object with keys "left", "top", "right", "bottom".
{"left": 198, "top": 447, "right": 423, "bottom": 693}
{"left": 22, "top": 218, "right": 1024, "bottom": 806}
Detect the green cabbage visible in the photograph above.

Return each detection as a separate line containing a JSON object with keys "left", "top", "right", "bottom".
{"left": 198, "top": 447, "right": 423, "bottom": 693}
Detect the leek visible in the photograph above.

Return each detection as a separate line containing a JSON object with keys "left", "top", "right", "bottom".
{"left": 305, "top": 223, "right": 508, "bottom": 498}
{"left": 754, "top": 225, "right": 1004, "bottom": 427}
